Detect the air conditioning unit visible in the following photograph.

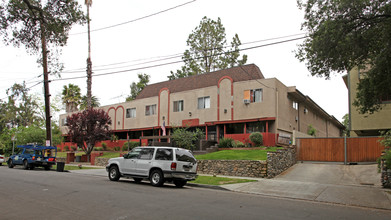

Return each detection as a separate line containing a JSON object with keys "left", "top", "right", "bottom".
{"left": 243, "top": 99, "right": 250, "bottom": 104}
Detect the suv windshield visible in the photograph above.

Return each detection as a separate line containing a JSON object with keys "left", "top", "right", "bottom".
{"left": 175, "top": 149, "right": 196, "bottom": 163}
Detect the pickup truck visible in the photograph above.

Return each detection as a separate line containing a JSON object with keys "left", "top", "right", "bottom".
{"left": 7, "top": 145, "right": 57, "bottom": 170}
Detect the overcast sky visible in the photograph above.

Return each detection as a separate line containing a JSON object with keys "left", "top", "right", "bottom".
{"left": 0, "top": 0, "right": 348, "bottom": 122}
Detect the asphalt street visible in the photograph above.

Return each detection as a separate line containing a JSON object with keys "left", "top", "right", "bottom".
{"left": 1, "top": 166, "right": 391, "bottom": 220}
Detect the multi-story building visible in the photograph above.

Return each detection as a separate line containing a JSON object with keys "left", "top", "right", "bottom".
{"left": 343, "top": 66, "right": 391, "bottom": 136}
{"left": 59, "top": 64, "right": 344, "bottom": 147}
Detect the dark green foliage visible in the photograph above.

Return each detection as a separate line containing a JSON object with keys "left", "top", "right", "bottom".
{"left": 101, "top": 142, "right": 108, "bottom": 151}
{"left": 171, "top": 127, "right": 204, "bottom": 150}
{"left": 218, "top": 138, "right": 234, "bottom": 148}
{"left": 114, "top": 147, "right": 120, "bottom": 151}
{"left": 249, "top": 132, "right": 263, "bottom": 146}
{"left": 126, "top": 73, "right": 150, "bottom": 101}
{"left": 233, "top": 140, "right": 245, "bottom": 148}
{"left": 122, "top": 141, "right": 139, "bottom": 151}
{"left": 307, "top": 125, "right": 316, "bottom": 137}
{"left": 296, "top": 0, "right": 391, "bottom": 114}
{"left": 169, "top": 16, "right": 247, "bottom": 80}
{"left": 64, "top": 146, "right": 70, "bottom": 152}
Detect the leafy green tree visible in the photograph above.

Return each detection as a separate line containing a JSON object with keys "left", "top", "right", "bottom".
{"left": 296, "top": 0, "right": 391, "bottom": 114}
{"left": 342, "top": 114, "right": 350, "bottom": 137}
{"left": 80, "top": 95, "right": 100, "bottom": 110}
{"left": 126, "top": 73, "right": 150, "bottom": 101}
{"left": 62, "top": 84, "right": 82, "bottom": 112}
{"left": 171, "top": 127, "right": 204, "bottom": 150}
{"left": 168, "top": 16, "right": 247, "bottom": 80}
{"left": 307, "top": 124, "right": 316, "bottom": 137}
{"left": 0, "top": 0, "right": 85, "bottom": 73}
{"left": 5, "top": 83, "right": 40, "bottom": 127}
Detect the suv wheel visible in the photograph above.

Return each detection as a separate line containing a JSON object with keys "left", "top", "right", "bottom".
{"left": 8, "top": 159, "right": 14, "bottom": 168}
{"left": 109, "top": 166, "right": 120, "bottom": 181}
{"left": 23, "top": 160, "right": 29, "bottom": 170}
{"left": 150, "top": 170, "right": 164, "bottom": 187}
{"left": 174, "top": 180, "right": 187, "bottom": 188}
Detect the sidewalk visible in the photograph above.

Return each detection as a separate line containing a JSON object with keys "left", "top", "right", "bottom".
{"left": 67, "top": 164, "right": 391, "bottom": 211}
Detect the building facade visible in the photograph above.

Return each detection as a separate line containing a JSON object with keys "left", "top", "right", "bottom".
{"left": 343, "top": 66, "right": 391, "bottom": 136}
{"left": 59, "top": 64, "right": 344, "bottom": 147}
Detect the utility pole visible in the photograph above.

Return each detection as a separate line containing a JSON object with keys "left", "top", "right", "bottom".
{"left": 41, "top": 21, "right": 52, "bottom": 146}
{"left": 86, "top": 0, "right": 93, "bottom": 108}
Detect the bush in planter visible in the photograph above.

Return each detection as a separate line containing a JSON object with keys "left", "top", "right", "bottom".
{"left": 71, "top": 146, "right": 77, "bottom": 151}
{"left": 218, "top": 138, "right": 234, "bottom": 148}
{"left": 233, "top": 140, "right": 245, "bottom": 148}
{"left": 64, "top": 146, "right": 70, "bottom": 151}
{"left": 122, "top": 141, "right": 139, "bottom": 151}
{"left": 101, "top": 142, "right": 108, "bottom": 151}
{"left": 114, "top": 146, "right": 121, "bottom": 151}
{"left": 249, "top": 132, "right": 263, "bottom": 147}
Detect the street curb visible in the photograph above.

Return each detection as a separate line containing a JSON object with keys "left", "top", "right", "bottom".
{"left": 187, "top": 183, "right": 230, "bottom": 191}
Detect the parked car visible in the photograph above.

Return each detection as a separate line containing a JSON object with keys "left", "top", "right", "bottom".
{"left": 7, "top": 145, "right": 57, "bottom": 170}
{"left": 106, "top": 146, "right": 198, "bottom": 187}
{"left": 0, "top": 154, "right": 4, "bottom": 165}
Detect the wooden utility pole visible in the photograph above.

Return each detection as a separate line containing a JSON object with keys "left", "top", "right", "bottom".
{"left": 41, "top": 21, "right": 52, "bottom": 146}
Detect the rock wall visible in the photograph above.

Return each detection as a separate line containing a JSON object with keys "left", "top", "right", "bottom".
{"left": 95, "top": 157, "right": 110, "bottom": 167}
{"left": 381, "top": 152, "right": 391, "bottom": 188}
{"left": 197, "top": 160, "right": 267, "bottom": 178}
{"left": 267, "top": 146, "right": 296, "bottom": 178}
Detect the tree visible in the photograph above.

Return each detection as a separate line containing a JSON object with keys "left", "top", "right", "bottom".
{"left": 66, "top": 108, "right": 112, "bottom": 156}
{"left": 0, "top": 0, "right": 85, "bottom": 146}
{"left": 85, "top": 0, "right": 93, "bottom": 108}
{"left": 126, "top": 73, "right": 150, "bottom": 101}
{"left": 307, "top": 124, "right": 316, "bottom": 137}
{"left": 168, "top": 16, "right": 247, "bottom": 80}
{"left": 342, "top": 114, "right": 350, "bottom": 137}
{"left": 171, "top": 127, "right": 204, "bottom": 150}
{"left": 62, "top": 84, "right": 82, "bottom": 113}
{"left": 80, "top": 95, "right": 100, "bottom": 110}
{"left": 5, "top": 82, "right": 40, "bottom": 127}
{"left": 296, "top": 0, "right": 391, "bottom": 114}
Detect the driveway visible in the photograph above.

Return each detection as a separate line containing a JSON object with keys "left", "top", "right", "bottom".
{"left": 222, "top": 162, "right": 391, "bottom": 210}
{"left": 275, "top": 162, "right": 381, "bottom": 187}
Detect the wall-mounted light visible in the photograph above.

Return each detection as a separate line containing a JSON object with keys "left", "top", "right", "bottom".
{"left": 189, "top": 112, "right": 192, "bottom": 117}
{"left": 224, "top": 109, "right": 227, "bottom": 113}
{"left": 118, "top": 121, "right": 120, "bottom": 125}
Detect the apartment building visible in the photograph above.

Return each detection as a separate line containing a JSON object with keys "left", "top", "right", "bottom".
{"left": 59, "top": 64, "right": 344, "bottom": 146}
{"left": 343, "top": 66, "right": 391, "bottom": 136}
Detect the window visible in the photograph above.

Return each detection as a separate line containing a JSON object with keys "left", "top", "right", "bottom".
{"left": 155, "top": 149, "right": 173, "bottom": 160}
{"left": 138, "top": 148, "right": 155, "bottom": 160}
{"left": 126, "top": 108, "right": 136, "bottom": 118}
{"left": 244, "top": 89, "right": 262, "bottom": 103}
{"left": 175, "top": 149, "right": 196, "bottom": 163}
{"left": 292, "top": 101, "right": 298, "bottom": 110}
{"left": 173, "top": 100, "right": 184, "bottom": 112}
{"left": 61, "top": 118, "right": 67, "bottom": 126}
{"left": 198, "top": 96, "right": 210, "bottom": 109}
{"left": 145, "top": 104, "right": 156, "bottom": 116}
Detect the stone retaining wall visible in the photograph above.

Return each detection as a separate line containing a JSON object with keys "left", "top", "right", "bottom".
{"left": 267, "top": 146, "right": 296, "bottom": 178}
{"left": 381, "top": 151, "right": 391, "bottom": 188}
{"left": 197, "top": 160, "right": 267, "bottom": 178}
{"left": 95, "top": 157, "right": 110, "bottom": 167}
{"left": 198, "top": 147, "right": 297, "bottom": 178}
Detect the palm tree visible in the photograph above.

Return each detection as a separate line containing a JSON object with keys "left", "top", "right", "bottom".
{"left": 80, "top": 95, "right": 100, "bottom": 110}
{"left": 62, "top": 84, "right": 82, "bottom": 113}
{"left": 85, "top": 0, "right": 93, "bottom": 108}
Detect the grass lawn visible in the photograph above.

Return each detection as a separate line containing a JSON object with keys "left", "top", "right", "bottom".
{"left": 57, "top": 152, "right": 84, "bottom": 157}
{"left": 98, "top": 152, "right": 123, "bottom": 158}
{"left": 195, "top": 147, "right": 282, "bottom": 161}
{"left": 189, "top": 175, "right": 256, "bottom": 185}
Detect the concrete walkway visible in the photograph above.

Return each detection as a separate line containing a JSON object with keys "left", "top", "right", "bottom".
{"left": 67, "top": 163, "right": 391, "bottom": 210}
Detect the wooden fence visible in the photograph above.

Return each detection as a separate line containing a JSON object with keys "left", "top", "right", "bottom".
{"left": 297, "top": 137, "right": 384, "bottom": 163}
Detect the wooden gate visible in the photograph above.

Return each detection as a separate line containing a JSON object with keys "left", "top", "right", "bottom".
{"left": 297, "top": 137, "right": 384, "bottom": 163}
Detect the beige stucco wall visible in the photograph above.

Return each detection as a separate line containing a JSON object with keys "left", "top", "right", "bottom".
{"left": 348, "top": 67, "right": 391, "bottom": 135}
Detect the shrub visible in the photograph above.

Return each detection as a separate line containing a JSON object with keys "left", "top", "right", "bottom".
{"left": 250, "top": 132, "right": 263, "bottom": 146}
{"left": 94, "top": 147, "right": 103, "bottom": 151}
{"left": 71, "top": 146, "right": 77, "bottom": 151}
{"left": 233, "top": 140, "right": 245, "bottom": 148}
{"left": 383, "top": 150, "right": 391, "bottom": 169}
{"left": 218, "top": 138, "right": 234, "bottom": 148}
{"left": 122, "top": 141, "right": 139, "bottom": 151}
{"left": 64, "top": 146, "right": 70, "bottom": 152}
{"left": 101, "top": 142, "right": 108, "bottom": 151}
{"left": 114, "top": 146, "right": 120, "bottom": 151}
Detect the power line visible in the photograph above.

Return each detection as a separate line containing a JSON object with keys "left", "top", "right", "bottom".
{"left": 50, "top": 35, "right": 307, "bottom": 82}
{"left": 71, "top": 0, "right": 197, "bottom": 35}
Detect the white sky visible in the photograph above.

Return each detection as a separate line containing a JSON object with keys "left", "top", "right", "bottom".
{"left": 0, "top": 0, "right": 348, "bottom": 122}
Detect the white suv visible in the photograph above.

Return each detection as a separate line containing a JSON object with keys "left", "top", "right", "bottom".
{"left": 106, "top": 146, "right": 198, "bottom": 187}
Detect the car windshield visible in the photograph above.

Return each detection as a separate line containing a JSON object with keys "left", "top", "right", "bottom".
{"left": 175, "top": 149, "right": 196, "bottom": 163}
